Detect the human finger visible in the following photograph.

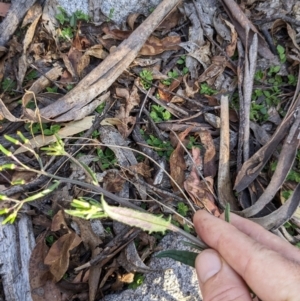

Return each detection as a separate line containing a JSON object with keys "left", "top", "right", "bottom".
{"left": 194, "top": 210, "right": 300, "bottom": 301}
{"left": 196, "top": 249, "right": 252, "bottom": 301}
{"left": 219, "top": 212, "right": 300, "bottom": 264}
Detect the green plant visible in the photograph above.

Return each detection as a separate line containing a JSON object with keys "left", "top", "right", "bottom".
{"left": 66, "top": 84, "right": 74, "bottom": 91}
{"left": 1, "top": 78, "right": 16, "bottom": 94}
{"left": 277, "top": 45, "right": 286, "bottom": 63}
{"left": 176, "top": 55, "right": 189, "bottom": 75}
{"left": 161, "top": 70, "right": 179, "bottom": 86}
{"left": 177, "top": 55, "right": 186, "bottom": 65}
{"left": 286, "top": 170, "right": 300, "bottom": 183}
{"left": 282, "top": 190, "right": 293, "bottom": 200}
{"left": 139, "top": 69, "right": 153, "bottom": 90}
{"left": 146, "top": 135, "right": 173, "bottom": 157}
{"left": 43, "top": 124, "right": 61, "bottom": 136}
{"left": 61, "top": 27, "right": 74, "bottom": 40}
{"left": 55, "top": 7, "right": 69, "bottom": 25}
{"left": 150, "top": 105, "right": 172, "bottom": 122}
{"left": 55, "top": 7, "right": 89, "bottom": 40}
{"left": 95, "top": 102, "right": 105, "bottom": 114}
{"left": 56, "top": 7, "right": 89, "bottom": 26}
{"left": 96, "top": 148, "right": 117, "bottom": 170}
{"left": 288, "top": 74, "right": 297, "bottom": 86}
{"left": 92, "top": 130, "right": 100, "bottom": 138}
{"left": 187, "top": 136, "right": 201, "bottom": 150}
{"left": 25, "top": 70, "right": 39, "bottom": 82}
{"left": 250, "top": 65, "right": 296, "bottom": 122}
{"left": 45, "top": 235, "right": 56, "bottom": 246}
{"left": 25, "top": 123, "right": 42, "bottom": 134}
{"left": 177, "top": 202, "right": 189, "bottom": 217}
{"left": 46, "top": 86, "right": 58, "bottom": 93}
{"left": 65, "top": 197, "right": 107, "bottom": 219}
{"left": 25, "top": 123, "right": 61, "bottom": 136}
{"left": 199, "top": 83, "right": 217, "bottom": 96}
{"left": 271, "top": 161, "right": 300, "bottom": 183}
{"left": 254, "top": 70, "right": 264, "bottom": 81}
{"left": 284, "top": 221, "right": 297, "bottom": 235}
{"left": 107, "top": 8, "right": 115, "bottom": 21}
{"left": 128, "top": 273, "right": 145, "bottom": 289}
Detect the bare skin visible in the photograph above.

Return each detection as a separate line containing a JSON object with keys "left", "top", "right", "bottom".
{"left": 193, "top": 210, "right": 300, "bottom": 301}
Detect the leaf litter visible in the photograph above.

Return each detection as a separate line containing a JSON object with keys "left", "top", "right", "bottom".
{"left": 1, "top": 0, "right": 300, "bottom": 299}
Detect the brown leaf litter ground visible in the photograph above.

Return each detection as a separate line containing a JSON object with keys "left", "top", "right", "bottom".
{"left": 1, "top": 0, "right": 300, "bottom": 300}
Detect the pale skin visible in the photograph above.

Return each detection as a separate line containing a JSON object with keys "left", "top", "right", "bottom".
{"left": 193, "top": 210, "right": 300, "bottom": 301}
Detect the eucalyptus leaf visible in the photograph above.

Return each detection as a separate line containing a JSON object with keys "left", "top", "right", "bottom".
{"left": 250, "top": 183, "right": 300, "bottom": 230}
{"left": 101, "top": 195, "right": 171, "bottom": 234}
{"left": 155, "top": 250, "right": 199, "bottom": 267}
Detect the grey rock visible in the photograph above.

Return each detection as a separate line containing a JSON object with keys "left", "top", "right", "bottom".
{"left": 102, "top": 233, "right": 202, "bottom": 301}
{"left": 57, "top": 0, "right": 162, "bottom": 25}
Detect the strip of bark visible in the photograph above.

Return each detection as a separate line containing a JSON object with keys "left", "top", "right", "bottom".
{"left": 218, "top": 95, "right": 238, "bottom": 210}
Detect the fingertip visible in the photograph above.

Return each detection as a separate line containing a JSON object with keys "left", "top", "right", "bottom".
{"left": 196, "top": 249, "right": 222, "bottom": 286}
{"left": 196, "top": 249, "right": 252, "bottom": 301}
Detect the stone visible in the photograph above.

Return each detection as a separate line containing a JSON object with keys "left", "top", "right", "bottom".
{"left": 57, "top": 0, "right": 162, "bottom": 26}
{"left": 103, "top": 233, "right": 202, "bottom": 301}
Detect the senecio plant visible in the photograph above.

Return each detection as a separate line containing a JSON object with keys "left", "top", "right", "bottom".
{"left": 0, "top": 133, "right": 216, "bottom": 266}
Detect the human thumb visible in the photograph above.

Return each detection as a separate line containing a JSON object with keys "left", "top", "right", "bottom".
{"left": 195, "top": 249, "right": 252, "bottom": 301}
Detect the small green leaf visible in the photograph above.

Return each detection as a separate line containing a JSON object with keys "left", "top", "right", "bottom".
{"left": 17, "top": 131, "right": 29, "bottom": 144}
{"left": 0, "top": 145, "right": 12, "bottom": 156}
{"left": 155, "top": 250, "right": 199, "bottom": 267}
{"left": 225, "top": 203, "right": 230, "bottom": 223}
{"left": 277, "top": 45, "right": 285, "bottom": 55}
{"left": 0, "top": 194, "right": 8, "bottom": 201}
{"left": 23, "top": 181, "right": 60, "bottom": 202}
{"left": 2, "top": 212, "right": 17, "bottom": 224}
{"left": 0, "top": 208, "right": 9, "bottom": 215}
{"left": 0, "top": 164, "right": 16, "bottom": 171}
{"left": 11, "top": 179, "right": 25, "bottom": 185}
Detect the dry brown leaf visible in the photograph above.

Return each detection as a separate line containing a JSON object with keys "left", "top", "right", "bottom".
{"left": 198, "top": 56, "right": 227, "bottom": 84}
{"left": 120, "top": 273, "right": 135, "bottom": 283}
{"left": 17, "top": 12, "right": 42, "bottom": 88}
{"left": 221, "top": 0, "right": 274, "bottom": 59}
{"left": 183, "top": 75, "right": 199, "bottom": 98}
{"left": 29, "top": 232, "right": 63, "bottom": 301}
{"left": 61, "top": 53, "right": 78, "bottom": 80}
{"left": 41, "top": 0, "right": 60, "bottom": 47}
{"left": 114, "top": 86, "right": 140, "bottom": 137}
{"left": 103, "top": 170, "right": 126, "bottom": 193}
{"left": 102, "top": 27, "right": 132, "bottom": 40}
{"left": 158, "top": 77, "right": 182, "bottom": 102}
{"left": 68, "top": 47, "right": 82, "bottom": 78}
{"left": 11, "top": 170, "right": 36, "bottom": 184}
{"left": 73, "top": 218, "right": 102, "bottom": 301}
{"left": 157, "top": 8, "right": 182, "bottom": 30}
{"left": 128, "top": 162, "right": 152, "bottom": 178}
{"left": 223, "top": 19, "right": 238, "bottom": 57}
{"left": 184, "top": 148, "right": 220, "bottom": 216}
{"left": 170, "top": 127, "right": 192, "bottom": 192}
{"left": 51, "top": 210, "right": 69, "bottom": 232}
{"left": 44, "top": 232, "right": 82, "bottom": 282}
{"left": 140, "top": 35, "right": 181, "bottom": 56}
{"left": 272, "top": 19, "right": 300, "bottom": 51}
{"left": 127, "top": 13, "right": 141, "bottom": 30}
{"left": 21, "top": 2, "right": 42, "bottom": 27}
{"left": 199, "top": 131, "right": 217, "bottom": 178}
